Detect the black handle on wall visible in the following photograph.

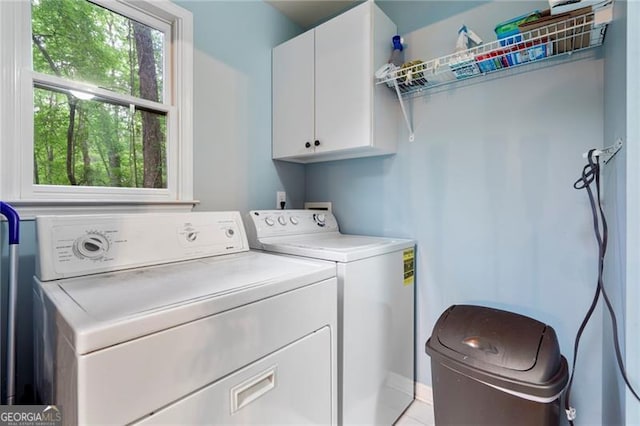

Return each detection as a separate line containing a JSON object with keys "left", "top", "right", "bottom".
{"left": 305, "top": 142, "right": 311, "bottom": 148}
{"left": 314, "top": 140, "right": 320, "bottom": 147}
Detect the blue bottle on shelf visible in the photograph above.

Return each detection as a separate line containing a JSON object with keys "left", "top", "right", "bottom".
{"left": 389, "top": 35, "right": 404, "bottom": 67}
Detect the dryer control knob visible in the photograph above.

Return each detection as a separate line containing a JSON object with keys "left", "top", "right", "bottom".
{"left": 73, "top": 232, "right": 110, "bottom": 260}
{"left": 277, "top": 216, "right": 287, "bottom": 226}
{"left": 264, "top": 217, "right": 275, "bottom": 226}
{"left": 290, "top": 216, "right": 299, "bottom": 225}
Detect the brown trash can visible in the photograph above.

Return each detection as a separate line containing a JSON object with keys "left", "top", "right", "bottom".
{"left": 425, "top": 305, "right": 569, "bottom": 426}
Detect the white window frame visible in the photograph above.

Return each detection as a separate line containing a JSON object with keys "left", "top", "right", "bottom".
{"left": 0, "top": 0, "right": 195, "bottom": 216}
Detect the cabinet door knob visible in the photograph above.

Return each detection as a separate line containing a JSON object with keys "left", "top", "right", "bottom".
{"left": 305, "top": 142, "right": 311, "bottom": 148}
{"left": 314, "top": 140, "right": 320, "bottom": 147}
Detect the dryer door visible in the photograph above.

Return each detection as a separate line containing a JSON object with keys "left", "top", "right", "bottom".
{"left": 134, "top": 327, "right": 333, "bottom": 425}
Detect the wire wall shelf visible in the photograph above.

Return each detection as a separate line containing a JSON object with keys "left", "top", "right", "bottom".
{"left": 377, "top": 2, "right": 613, "bottom": 141}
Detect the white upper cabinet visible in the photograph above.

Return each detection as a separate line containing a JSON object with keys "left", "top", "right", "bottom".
{"left": 272, "top": 1, "right": 398, "bottom": 163}
{"left": 272, "top": 30, "right": 315, "bottom": 159}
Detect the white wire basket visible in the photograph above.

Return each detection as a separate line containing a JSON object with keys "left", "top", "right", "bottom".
{"left": 377, "top": 4, "right": 611, "bottom": 98}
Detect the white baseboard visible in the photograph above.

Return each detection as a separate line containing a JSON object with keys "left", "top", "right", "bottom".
{"left": 415, "top": 382, "right": 433, "bottom": 405}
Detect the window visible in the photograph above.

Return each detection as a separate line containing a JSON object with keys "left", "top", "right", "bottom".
{"left": 0, "top": 0, "right": 193, "bottom": 211}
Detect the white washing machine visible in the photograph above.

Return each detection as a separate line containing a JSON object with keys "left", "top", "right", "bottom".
{"left": 245, "top": 210, "right": 415, "bottom": 425}
{"left": 33, "top": 211, "right": 337, "bottom": 425}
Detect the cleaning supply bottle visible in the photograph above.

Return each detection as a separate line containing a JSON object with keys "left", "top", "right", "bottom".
{"left": 456, "top": 25, "right": 470, "bottom": 52}
{"left": 389, "top": 35, "right": 404, "bottom": 67}
{"left": 455, "top": 25, "right": 483, "bottom": 52}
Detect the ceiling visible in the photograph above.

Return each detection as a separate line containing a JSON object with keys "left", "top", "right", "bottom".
{"left": 265, "top": 0, "right": 363, "bottom": 29}
{"left": 264, "top": 1, "right": 492, "bottom": 35}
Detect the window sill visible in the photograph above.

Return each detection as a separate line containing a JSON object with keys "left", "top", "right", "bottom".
{"left": 4, "top": 199, "right": 199, "bottom": 220}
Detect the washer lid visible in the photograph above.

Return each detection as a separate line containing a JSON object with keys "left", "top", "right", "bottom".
{"left": 36, "top": 251, "right": 335, "bottom": 354}
{"left": 261, "top": 233, "right": 414, "bottom": 262}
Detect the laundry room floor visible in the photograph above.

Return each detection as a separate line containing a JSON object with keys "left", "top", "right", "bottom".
{"left": 395, "top": 400, "right": 435, "bottom": 425}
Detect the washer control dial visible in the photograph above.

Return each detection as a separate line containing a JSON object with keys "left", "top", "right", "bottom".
{"left": 277, "top": 216, "right": 287, "bottom": 226}
{"left": 313, "top": 213, "right": 326, "bottom": 227}
{"left": 264, "top": 217, "right": 275, "bottom": 226}
{"left": 73, "top": 232, "right": 110, "bottom": 260}
{"left": 290, "top": 216, "right": 299, "bottom": 225}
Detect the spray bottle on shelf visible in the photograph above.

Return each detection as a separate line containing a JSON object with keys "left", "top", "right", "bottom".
{"left": 375, "top": 35, "right": 405, "bottom": 86}
{"left": 389, "top": 35, "right": 404, "bottom": 66}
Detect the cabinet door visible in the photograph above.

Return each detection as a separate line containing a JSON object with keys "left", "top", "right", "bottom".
{"left": 315, "top": 2, "right": 372, "bottom": 154}
{"left": 272, "top": 30, "right": 315, "bottom": 160}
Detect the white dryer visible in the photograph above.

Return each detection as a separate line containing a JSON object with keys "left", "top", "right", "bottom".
{"left": 245, "top": 210, "right": 415, "bottom": 425}
{"left": 33, "top": 211, "right": 337, "bottom": 425}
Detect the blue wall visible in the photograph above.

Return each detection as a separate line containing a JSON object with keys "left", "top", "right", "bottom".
{"left": 377, "top": 0, "right": 490, "bottom": 34}
{"left": 306, "top": 1, "right": 608, "bottom": 422}
{"left": 1, "top": 220, "right": 37, "bottom": 402}
{"left": 176, "top": 0, "right": 306, "bottom": 213}
{"left": 603, "top": 1, "right": 640, "bottom": 424}
{"left": 623, "top": 3, "right": 640, "bottom": 422}
{"left": 602, "top": 1, "right": 627, "bottom": 423}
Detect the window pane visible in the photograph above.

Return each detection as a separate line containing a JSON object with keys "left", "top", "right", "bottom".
{"left": 31, "top": 0, "right": 164, "bottom": 102}
{"left": 33, "top": 86, "right": 167, "bottom": 189}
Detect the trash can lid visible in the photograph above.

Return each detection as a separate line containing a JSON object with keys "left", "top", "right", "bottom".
{"left": 436, "top": 305, "right": 545, "bottom": 371}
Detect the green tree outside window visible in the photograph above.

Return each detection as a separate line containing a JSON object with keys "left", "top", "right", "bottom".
{"left": 31, "top": 0, "right": 167, "bottom": 189}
